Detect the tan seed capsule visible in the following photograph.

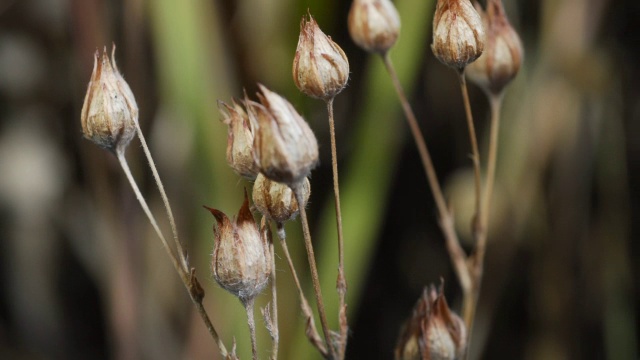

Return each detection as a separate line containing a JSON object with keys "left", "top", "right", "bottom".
{"left": 204, "top": 190, "right": 271, "bottom": 303}
{"left": 466, "top": 0, "right": 523, "bottom": 95}
{"left": 432, "top": 0, "right": 485, "bottom": 70}
{"left": 348, "top": 0, "right": 401, "bottom": 54}
{"left": 81, "top": 45, "right": 138, "bottom": 153}
{"left": 293, "top": 14, "right": 350, "bottom": 100}
{"left": 395, "top": 284, "right": 467, "bottom": 360}
{"left": 253, "top": 174, "right": 310, "bottom": 224}
{"left": 219, "top": 99, "right": 260, "bottom": 180}
{"left": 250, "top": 84, "right": 319, "bottom": 186}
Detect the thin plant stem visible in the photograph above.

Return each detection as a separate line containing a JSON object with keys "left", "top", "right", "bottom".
{"left": 134, "top": 123, "right": 188, "bottom": 272}
{"left": 244, "top": 298, "right": 258, "bottom": 360}
{"left": 115, "top": 147, "right": 230, "bottom": 358}
{"left": 269, "top": 236, "right": 279, "bottom": 359}
{"left": 275, "top": 224, "right": 328, "bottom": 357}
{"left": 463, "top": 92, "right": 504, "bottom": 358}
{"left": 457, "top": 70, "right": 483, "bottom": 239}
{"left": 292, "top": 185, "right": 336, "bottom": 359}
{"left": 325, "top": 97, "right": 348, "bottom": 358}
{"left": 381, "top": 53, "right": 472, "bottom": 294}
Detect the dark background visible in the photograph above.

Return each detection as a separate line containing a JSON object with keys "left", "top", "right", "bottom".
{"left": 0, "top": 0, "right": 638, "bottom": 359}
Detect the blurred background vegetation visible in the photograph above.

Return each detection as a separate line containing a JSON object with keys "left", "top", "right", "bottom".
{"left": 0, "top": 0, "right": 638, "bottom": 359}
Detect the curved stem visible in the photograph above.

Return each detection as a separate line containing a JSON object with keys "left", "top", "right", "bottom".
{"left": 275, "top": 224, "right": 327, "bottom": 357}
{"left": 135, "top": 123, "right": 188, "bottom": 272}
{"left": 382, "top": 53, "right": 471, "bottom": 294}
{"left": 244, "top": 298, "right": 258, "bottom": 360}
{"left": 457, "top": 71, "right": 483, "bottom": 239}
{"left": 292, "top": 185, "right": 335, "bottom": 359}
{"left": 116, "top": 148, "right": 229, "bottom": 358}
{"left": 325, "top": 97, "right": 348, "bottom": 358}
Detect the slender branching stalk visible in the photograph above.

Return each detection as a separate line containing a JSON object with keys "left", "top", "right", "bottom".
{"left": 244, "top": 298, "right": 258, "bottom": 360}
{"left": 134, "top": 123, "right": 188, "bottom": 272}
{"left": 457, "top": 71, "right": 483, "bottom": 240}
{"left": 325, "top": 97, "right": 348, "bottom": 358}
{"left": 381, "top": 53, "right": 472, "bottom": 295}
{"left": 115, "top": 146, "right": 231, "bottom": 358}
{"left": 275, "top": 224, "right": 328, "bottom": 357}
{"left": 292, "top": 185, "right": 336, "bottom": 359}
{"left": 463, "top": 92, "right": 505, "bottom": 354}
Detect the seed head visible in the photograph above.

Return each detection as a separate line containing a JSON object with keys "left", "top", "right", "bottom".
{"left": 466, "top": 0, "right": 523, "bottom": 95}
{"left": 395, "top": 284, "right": 467, "bottom": 360}
{"left": 253, "top": 173, "right": 310, "bottom": 224}
{"left": 293, "top": 14, "right": 349, "bottom": 100}
{"left": 348, "top": 0, "right": 401, "bottom": 54}
{"left": 432, "top": 0, "right": 485, "bottom": 70}
{"left": 204, "top": 190, "right": 271, "bottom": 303}
{"left": 250, "top": 84, "right": 319, "bottom": 186}
{"left": 218, "top": 99, "right": 260, "bottom": 180}
{"left": 81, "top": 45, "right": 138, "bottom": 153}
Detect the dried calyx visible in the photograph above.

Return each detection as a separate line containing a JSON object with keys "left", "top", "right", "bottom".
{"left": 293, "top": 14, "right": 349, "bottom": 100}
{"left": 218, "top": 99, "right": 260, "bottom": 180}
{"left": 204, "top": 190, "right": 271, "bottom": 304}
{"left": 253, "top": 173, "right": 311, "bottom": 224}
{"left": 81, "top": 45, "right": 138, "bottom": 153}
{"left": 250, "top": 84, "right": 319, "bottom": 187}
{"left": 348, "top": 0, "right": 401, "bottom": 54}
{"left": 466, "top": 0, "right": 523, "bottom": 95}
{"left": 432, "top": 0, "right": 485, "bottom": 70}
{"left": 395, "top": 284, "right": 467, "bottom": 360}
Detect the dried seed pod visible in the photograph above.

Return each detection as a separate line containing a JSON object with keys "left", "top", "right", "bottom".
{"left": 466, "top": 0, "right": 523, "bottom": 95}
{"left": 432, "top": 0, "right": 485, "bottom": 70}
{"left": 293, "top": 14, "right": 349, "bottom": 100}
{"left": 219, "top": 99, "right": 260, "bottom": 180}
{"left": 250, "top": 84, "right": 319, "bottom": 186}
{"left": 204, "top": 190, "right": 271, "bottom": 303}
{"left": 253, "top": 174, "right": 311, "bottom": 223}
{"left": 81, "top": 45, "right": 138, "bottom": 153}
{"left": 395, "top": 285, "right": 467, "bottom": 360}
{"left": 348, "top": 0, "right": 401, "bottom": 54}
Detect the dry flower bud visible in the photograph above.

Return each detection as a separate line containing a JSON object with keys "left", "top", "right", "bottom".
{"left": 204, "top": 190, "right": 271, "bottom": 303}
{"left": 81, "top": 45, "right": 138, "bottom": 153}
{"left": 219, "top": 99, "right": 260, "bottom": 180}
{"left": 466, "top": 0, "right": 523, "bottom": 95}
{"left": 293, "top": 14, "right": 350, "bottom": 100}
{"left": 348, "top": 0, "right": 401, "bottom": 54}
{"left": 253, "top": 173, "right": 311, "bottom": 223}
{"left": 432, "top": 0, "right": 485, "bottom": 70}
{"left": 250, "top": 84, "right": 319, "bottom": 186}
{"left": 395, "top": 285, "right": 467, "bottom": 360}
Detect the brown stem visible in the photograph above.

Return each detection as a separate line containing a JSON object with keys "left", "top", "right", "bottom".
{"left": 382, "top": 53, "right": 471, "bottom": 294}
{"left": 463, "top": 93, "right": 504, "bottom": 358}
{"left": 135, "top": 123, "right": 188, "bottom": 272}
{"left": 325, "top": 97, "right": 348, "bottom": 358}
{"left": 275, "top": 224, "right": 328, "bottom": 357}
{"left": 269, "top": 236, "right": 279, "bottom": 359}
{"left": 292, "top": 185, "right": 336, "bottom": 359}
{"left": 457, "top": 71, "right": 483, "bottom": 239}
{"left": 244, "top": 298, "right": 258, "bottom": 360}
{"left": 116, "top": 147, "right": 230, "bottom": 358}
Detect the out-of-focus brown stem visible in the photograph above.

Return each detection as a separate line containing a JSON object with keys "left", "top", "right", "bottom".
{"left": 325, "top": 97, "right": 348, "bottom": 358}
{"left": 457, "top": 71, "right": 483, "bottom": 240}
{"left": 292, "top": 185, "right": 336, "bottom": 359}
{"left": 275, "top": 223, "right": 328, "bottom": 357}
{"left": 382, "top": 53, "right": 471, "bottom": 294}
